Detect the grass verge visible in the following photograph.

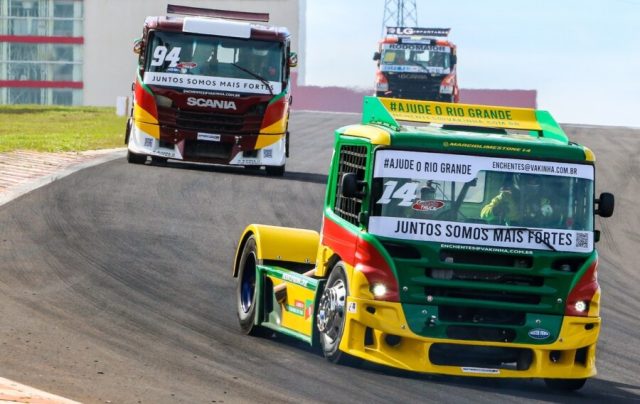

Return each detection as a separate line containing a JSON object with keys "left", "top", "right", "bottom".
{"left": 0, "top": 105, "right": 127, "bottom": 153}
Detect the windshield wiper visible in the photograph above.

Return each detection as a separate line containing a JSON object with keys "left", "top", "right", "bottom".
{"left": 231, "top": 63, "right": 273, "bottom": 96}
{"left": 507, "top": 226, "right": 557, "bottom": 252}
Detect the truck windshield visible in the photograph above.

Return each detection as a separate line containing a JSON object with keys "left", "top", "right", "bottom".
{"left": 380, "top": 43, "right": 451, "bottom": 74}
{"left": 369, "top": 149, "right": 595, "bottom": 253}
{"left": 143, "top": 30, "right": 284, "bottom": 94}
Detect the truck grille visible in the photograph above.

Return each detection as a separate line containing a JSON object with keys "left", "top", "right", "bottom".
{"left": 388, "top": 243, "right": 590, "bottom": 342}
{"left": 176, "top": 109, "right": 264, "bottom": 133}
{"left": 158, "top": 105, "right": 264, "bottom": 134}
{"left": 387, "top": 74, "right": 442, "bottom": 100}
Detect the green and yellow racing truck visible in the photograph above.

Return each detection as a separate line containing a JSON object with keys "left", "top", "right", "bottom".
{"left": 232, "top": 97, "right": 615, "bottom": 390}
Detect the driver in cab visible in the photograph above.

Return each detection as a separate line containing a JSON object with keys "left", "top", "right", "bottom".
{"left": 480, "top": 174, "right": 555, "bottom": 227}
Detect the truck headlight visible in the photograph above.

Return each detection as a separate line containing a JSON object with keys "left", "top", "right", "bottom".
{"left": 371, "top": 283, "right": 387, "bottom": 298}
{"left": 574, "top": 300, "right": 588, "bottom": 313}
{"left": 154, "top": 94, "right": 173, "bottom": 108}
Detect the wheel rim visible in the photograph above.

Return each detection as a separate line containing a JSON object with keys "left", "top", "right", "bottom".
{"left": 317, "top": 277, "right": 346, "bottom": 343}
{"left": 240, "top": 252, "right": 256, "bottom": 314}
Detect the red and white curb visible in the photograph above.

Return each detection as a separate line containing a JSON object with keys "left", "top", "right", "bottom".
{"left": 0, "top": 377, "right": 80, "bottom": 403}
{"left": 0, "top": 148, "right": 126, "bottom": 207}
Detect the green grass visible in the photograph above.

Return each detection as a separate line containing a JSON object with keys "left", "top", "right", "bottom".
{"left": 0, "top": 105, "right": 128, "bottom": 153}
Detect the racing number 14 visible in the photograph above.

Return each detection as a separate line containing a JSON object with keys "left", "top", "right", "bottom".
{"left": 377, "top": 181, "right": 418, "bottom": 206}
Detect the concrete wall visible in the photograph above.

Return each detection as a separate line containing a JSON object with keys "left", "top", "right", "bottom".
{"left": 83, "top": 0, "right": 302, "bottom": 106}
{"left": 290, "top": 73, "right": 537, "bottom": 113}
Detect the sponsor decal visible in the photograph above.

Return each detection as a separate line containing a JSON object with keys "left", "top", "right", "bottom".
{"left": 305, "top": 299, "right": 313, "bottom": 319}
{"left": 385, "top": 44, "right": 450, "bottom": 53}
{"left": 412, "top": 199, "right": 445, "bottom": 212}
{"left": 143, "top": 72, "right": 282, "bottom": 95}
{"left": 187, "top": 97, "right": 237, "bottom": 110}
{"left": 461, "top": 367, "right": 500, "bottom": 374}
{"left": 177, "top": 62, "right": 197, "bottom": 70}
{"left": 374, "top": 150, "right": 594, "bottom": 182}
{"left": 528, "top": 328, "right": 551, "bottom": 340}
{"left": 440, "top": 243, "right": 533, "bottom": 255}
{"left": 287, "top": 300, "right": 313, "bottom": 318}
{"left": 381, "top": 65, "right": 449, "bottom": 75}
{"left": 197, "top": 132, "right": 221, "bottom": 142}
{"left": 282, "top": 272, "right": 310, "bottom": 288}
{"left": 386, "top": 27, "right": 450, "bottom": 37}
{"left": 347, "top": 302, "right": 357, "bottom": 313}
{"left": 286, "top": 304, "right": 304, "bottom": 316}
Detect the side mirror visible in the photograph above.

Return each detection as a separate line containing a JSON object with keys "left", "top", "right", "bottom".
{"left": 133, "top": 38, "right": 143, "bottom": 55}
{"left": 340, "top": 172, "right": 366, "bottom": 198}
{"left": 595, "top": 192, "right": 614, "bottom": 217}
{"left": 288, "top": 52, "right": 298, "bottom": 68}
{"left": 373, "top": 52, "right": 381, "bottom": 61}
{"left": 450, "top": 54, "right": 457, "bottom": 66}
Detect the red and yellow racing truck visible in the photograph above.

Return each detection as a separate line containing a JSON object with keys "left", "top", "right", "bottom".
{"left": 125, "top": 5, "right": 297, "bottom": 176}
{"left": 374, "top": 27, "right": 458, "bottom": 102}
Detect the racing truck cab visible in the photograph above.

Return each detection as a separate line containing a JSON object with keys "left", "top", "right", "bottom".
{"left": 374, "top": 27, "right": 458, "bottom": 102}
{"left": 233, "top": 96, "right": 615, "bottom": 391}
{"left": 125, "top": 4, "right": 297, "bottom": 176}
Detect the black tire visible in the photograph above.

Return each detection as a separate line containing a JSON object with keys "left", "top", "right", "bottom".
{"left": 265, "top": 165, "right": 285, "bottom": 176}
{"left": 544, "top": 378, "right": 587, "bottom": 391}
{"left": 127, "top": 150, "right": 147, "bottom": 165}
{"left": 124, "top": 118, "right": 132, "bottom": 144}
{"left": 236, "top": 236, "right": 262, "bottom": 335}
{"left": 316, "top": 262, "right": 360, "bottom": 365}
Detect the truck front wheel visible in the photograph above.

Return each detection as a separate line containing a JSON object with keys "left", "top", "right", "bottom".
{"left": 127, "top": 150, "right": 147, "bottom": 165}
{"left": 236, "top": 236, "right": 262, "bottom": 335}
{"left": 317, "top": 262, "right": 359, "bottom": 365}
{"left": 544, "top": 378, "right": 587, "bottom": 391}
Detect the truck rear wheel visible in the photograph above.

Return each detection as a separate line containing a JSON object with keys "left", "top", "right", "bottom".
{"left": 544, "top": 378, "right": 587, "bottom": 391}
{"left": 236, "top": 236, "right": 262, "bottom": 335}
{"left": 317, "top": 262, "right": 359, "bottom": 365}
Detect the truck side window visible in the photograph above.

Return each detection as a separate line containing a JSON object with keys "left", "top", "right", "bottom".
{"left": 333, "top": 145, "right": 368, "bottom": 226}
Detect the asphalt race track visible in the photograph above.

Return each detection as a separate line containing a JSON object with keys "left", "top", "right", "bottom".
{"left": 1, "top": 111, "right": 639, "bottom": 403}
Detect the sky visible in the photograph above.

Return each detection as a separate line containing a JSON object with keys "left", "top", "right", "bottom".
{"left": 305, "top": 0, "right": 640, "bottom": 127}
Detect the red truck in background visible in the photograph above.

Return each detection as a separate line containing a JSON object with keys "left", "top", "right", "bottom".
{"left": 374, "top": 27, "right": 458, "bottom": 102}
{"left": 125, "top": 4, "right": 297, "bottom": 176}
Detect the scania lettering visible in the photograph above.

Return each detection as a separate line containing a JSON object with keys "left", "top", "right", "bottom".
{"left": 186, "top": 97, "right": 237, "bottom": 110}
{"left": 232, "top": 97, "right": 615, "bottom": 391}
{"left": 373, "top": 26, "right": 458, "bottom": 102}
{"left": 125, "top": 4, "right": 298, "bottom": 176}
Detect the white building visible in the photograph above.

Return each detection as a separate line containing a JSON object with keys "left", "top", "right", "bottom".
{"left": 0, "top": 0, "right": 305, "bottom": 106}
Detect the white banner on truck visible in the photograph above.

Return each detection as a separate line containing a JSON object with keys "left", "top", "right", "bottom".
{"left": 368, "top": 216, "right": 594, "bottom": 252}
{"left": 374, "top": 150, "right": 594, "bottom": 181}
{"left": 143, "top": 72, "right": 281, "bottom": 95}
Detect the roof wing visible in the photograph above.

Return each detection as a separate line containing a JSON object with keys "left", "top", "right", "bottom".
{"left": 166, "top": 4, "right": 269, "bottom": 22}
{"left": 362, "top": 97, "right": 568, "bottom": 143}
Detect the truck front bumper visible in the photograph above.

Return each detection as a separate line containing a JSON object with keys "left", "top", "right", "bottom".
{"left": 339, "top": 297, "right": 599, "bottom": 379}
{"left": 127, "top": 122, "right": 286, "bottom": 167}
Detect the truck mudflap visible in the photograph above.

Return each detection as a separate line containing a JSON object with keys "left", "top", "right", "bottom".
{"left": 338, "top": 296, "right": 600, "bottom": 379}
